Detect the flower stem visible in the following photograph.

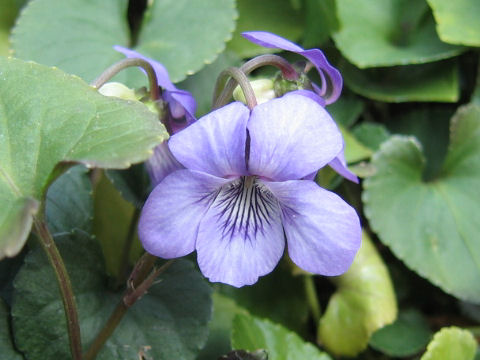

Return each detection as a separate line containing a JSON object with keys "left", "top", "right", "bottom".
{"left": 213, "top": 67, "right": 257, "bottom": 110}
{"left": 33, "top": 218, "right": 82, "bottom": 360}
{"left": 304, "top": 275, "right": 321, "bottom": 323}
{"left": 83, "top": 255, "right": 174, "bottom": 360}
{"left": 90, "top": 58, "right": 160, "bottom": 101}
{"left": 115, "top": 208, "right": 141, "bottom": 288}
{"left": 212, "top": 55, "right": 298, "bottom": 109}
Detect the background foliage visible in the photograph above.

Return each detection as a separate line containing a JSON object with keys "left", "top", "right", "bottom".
{"left": 0, "top": 0, "right": 479, "bottom": 359}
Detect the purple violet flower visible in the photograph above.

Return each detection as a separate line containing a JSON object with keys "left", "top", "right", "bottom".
{"left": 114, "top": 46, "right": 195, "bottom": 186}
{"left": 242, "top": 31, "right": 358, "bottom": 183}
{"left": 138, "top": 93, "right": 361, "bottom": 287}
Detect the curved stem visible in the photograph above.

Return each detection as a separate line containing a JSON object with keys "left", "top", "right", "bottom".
{"left": 91, "top": 58, "right": 160, "bottom": 101}
{"left": 34, "top": 218, "right": 82, "bottom": 360}
{"left": 83, "top": 256, "right": 174, "bottom": 360}
{"left": 212, "top": 67, "right": 257, "bottom": 110}
{"left": 212, "top": 55, "right": 298, "bottom": 109}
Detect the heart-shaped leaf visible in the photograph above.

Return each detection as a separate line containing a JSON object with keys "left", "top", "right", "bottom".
{"left": 0, "top": 56, "right": 166, "bottom": 259}
{"left": 420, "top": 327, "right": 477, "bottom": 360}
{"left": 341, "top": 60, "right": 459, "bottom": 103}
{"left": 232, "top": 313, "right": 332, "bottom": 360}
{"left": 333, "top": 0, "right": 464, "bottom": 68}
{"left": 12, "top": 0, "right": 236, "bottom": 83}
{"left": 363, "top": 104, "right": 480, "bottom": 303}
{"left": 427, "top": 0, "right": 480, "bottom": 46}
{"left": 317, "top": 231, "right": 397, "bottom": 356}
{"left": 12, "top": 166, "right": 212, "bottom": 359}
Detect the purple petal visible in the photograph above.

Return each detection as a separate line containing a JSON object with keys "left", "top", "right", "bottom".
{"left": 113, "top": 45, "right": 197, "bottom": 120}
{"left": 196, "top": 177, "right": 285, "bottom": 287}
{"left": 266, "top": 180, "right": 361, "bottom": 276}
{"left": 169, "top": 102, "right": 249, "bottom": 178}
{"left": 248, "top": 94, "right": 343, "bottom": 181}
{"left": 138, "top": 169, "right": 228, "bottom": 258}
{"left": 146, "top": 142, "right": 184, "bottom": 187}
{"left": 284, "top": 89, "right": 326, "bottom": 107}
{"left": 241, "top": 32, "right": 342, "bottom": 104}
{"left": 329, "top": 150, "right": 359, "bottom": 183}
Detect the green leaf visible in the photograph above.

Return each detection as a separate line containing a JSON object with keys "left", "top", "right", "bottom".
{"left": 198, "top": 293, "right": 249, "bottom": 360}
{"left": 333, "top": 0, "right": 464, "bottom": 68}
{"left": 12, "top": 167, "right": 212, "bottom": 359}
{"left": 427, "top": 0, "right": 480, "bottom": 46}
{"left": 420, "top": 327, "right": 477, "bottom": 360}
{"left": 12, "top": 0, "right": 129, "bottom": 82}
{"left": 12, "top": 0, "right": 236, "bottom": 83}
{"left": 226, "top": 0, "right": 304, "bottom": 58}
{"left": 105, "top": 163, "right": 151, "bottom": 208}
{"left": 341, "top": 59, "right": 459, "bottom": 102}
{"left": 352, "top": 122, "right": 390, "bottom": 151}
{"left": 326, "top": 92, "right": 364, "bottom": 128}
{"left": 135, "top": 0, "right": 236, "bottom": 82}
{"left": 369, "top": 309, "right": 432, "bottom": 357}
{"left": 0, "top": 56, "right": 166, "bottom": 259}
{"left": 303, "top": 0, "right": 339, "bottom": 48}
{"left": 0, "top": 298, "right": 22, "bottom": 360}
{"left": 363, "top": 104, "right": 480, "bottom": 303}
{"left": 232, "top": 313, "right": 332, "bottom": 360}
{"left": 340, "top": 125, "right": 373, "bottom": 163}
{"left": 93, "top": 173, "right": 142, "bottom": 278}
{"left": 317, "top": 231, "right": 397, "bottom": 356}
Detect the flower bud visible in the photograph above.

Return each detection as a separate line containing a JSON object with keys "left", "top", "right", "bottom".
{"left": 233, "top": 78, "right": 275, "bottom": 105}
{"left": 98, "top": 82, "right": 138, "bottom": 101}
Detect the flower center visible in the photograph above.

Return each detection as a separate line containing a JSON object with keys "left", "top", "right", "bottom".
{"left": 213, "top": 176, "right": 279, "bottom": 241}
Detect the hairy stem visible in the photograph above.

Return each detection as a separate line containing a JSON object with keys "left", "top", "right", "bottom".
{"left": 34, "top": 218, "right": 82, "bottom": 360}
{"left": 212, "top": 54, "right": 298, "bottom": 109}
{"left": 90, "top": 58, "right": 160, "bottom": 101}
{"left": 84, "top": 255, "right": 174, "bottom": 360}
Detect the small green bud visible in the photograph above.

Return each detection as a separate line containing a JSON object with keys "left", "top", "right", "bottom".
{"left": 273, "top": 71, "right": 313, "bottom": 98}
{"left": 233, "top": 79, "right": 275, "bottom": 105}
{"left": 98, "top": 82, "right": 138, "bottom": 101}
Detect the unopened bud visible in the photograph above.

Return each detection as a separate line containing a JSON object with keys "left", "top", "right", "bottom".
{"left": 233, "top": 79, "right": 275, "bottom": 105}
{"left": 98, "top": 82, "right": 138, "bottom": 101}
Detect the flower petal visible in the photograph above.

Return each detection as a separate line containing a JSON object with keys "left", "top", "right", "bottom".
{"left": 113, "top": 46, "right": 197, "bottom": 120}
{"left": 146, "top": 142, "right": 184, "bottom": 187}
{"left": 138, "top": 169, "right": 228, "bottom": 258}
{"left": 196, "top": 177, "right": 285, "bottom": 287}
{"left": 329, "top": 150, "right": 359, "bottom": 183}
{"left": 169, "top": 101, "right": 249, "bottom": 177}
{"left": 241, "top": 32, "right": 342, "bottom": 104}
{"left": 248, "top": 94, "right": 343, "bottom": 181}
{"left": 266, "top": 180, "right": 361, "bottom": 276}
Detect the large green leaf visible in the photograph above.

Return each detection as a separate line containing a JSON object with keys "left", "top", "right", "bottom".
{"left": 341, "top": 60, "right": 459, "bottom": 102}
{"left": 420, "top": 327, "right": 477, "bottom": 360}
{"left": 333, "top": 0, "right": 463, "bottom": 68}
{"left": 0, "top": 56, "right": 166, "bottom": 259}
{"left": 317, "top": 232, "right": 397, "bottom": 356}
{"left": 427, "top": 0, "right": 480, "bottom": 46}
{"left": 0, "top": 0, "right": 20, "bottom": 56}
{"left": 12, "top": 167, "right": 212, "bottom": 359}
{"left": 135, "top": 0, "right": 236, "bottom": 82}
{"left": 363, "top": 104, "right": 480, "bottom": 303}
{"left": 12, "top": 0, "right": 236, "bottom": 83}
{"left": 0, "top": 298, "right": 22, "bottom": 360}
{"left": 226, "top": 0, "right": 303, "bottom": 58}
{"left": 232, "top": 314, "right": 332, "bottom": 360}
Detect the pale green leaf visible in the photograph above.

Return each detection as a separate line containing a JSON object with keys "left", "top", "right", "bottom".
{"left": 421, "top": 327, "right": 477, "bottom": 360}
{"left": 317, "top": 232, "right": 397, "bottom": 356}
{"left": 363, "top": 104, "right": 480, "bottom": 302}
{"left": 0, "top": 56, "right": 166, "bottom": 259}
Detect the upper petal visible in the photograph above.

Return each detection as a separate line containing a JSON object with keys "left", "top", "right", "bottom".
{"left": 138, "top": 169, "right": 228, "bottom": 258}
{"left": 248, "top": 94, "right": 343, "bottom": 181}
{"left": 196, "top": 177, "right": 285, "bottom": 287}
{"left": 241, "top": 32, "right": 342, "bottom": 104}
{"left": 266, "top": 180, "right": 361, "bottom": 276}
{"left": 169, "top": 101, "right": 250, "bottom": 178}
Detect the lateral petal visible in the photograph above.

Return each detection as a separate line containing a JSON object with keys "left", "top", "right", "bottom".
{"left": 138, "top": 170, "right": 228, "bottom": 258}
{"left": 266, "top": 180, "right": 361, "bottom": 276}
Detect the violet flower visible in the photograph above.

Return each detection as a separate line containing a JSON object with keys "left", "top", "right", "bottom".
{"left": 114, "top": 46, "right": 195, "bottom": 186}
{"left": 242, "top": 31, "right": 358, "bottom": 183}
{"left": 138, "top": 93, "right": 361, "bottom": 287}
